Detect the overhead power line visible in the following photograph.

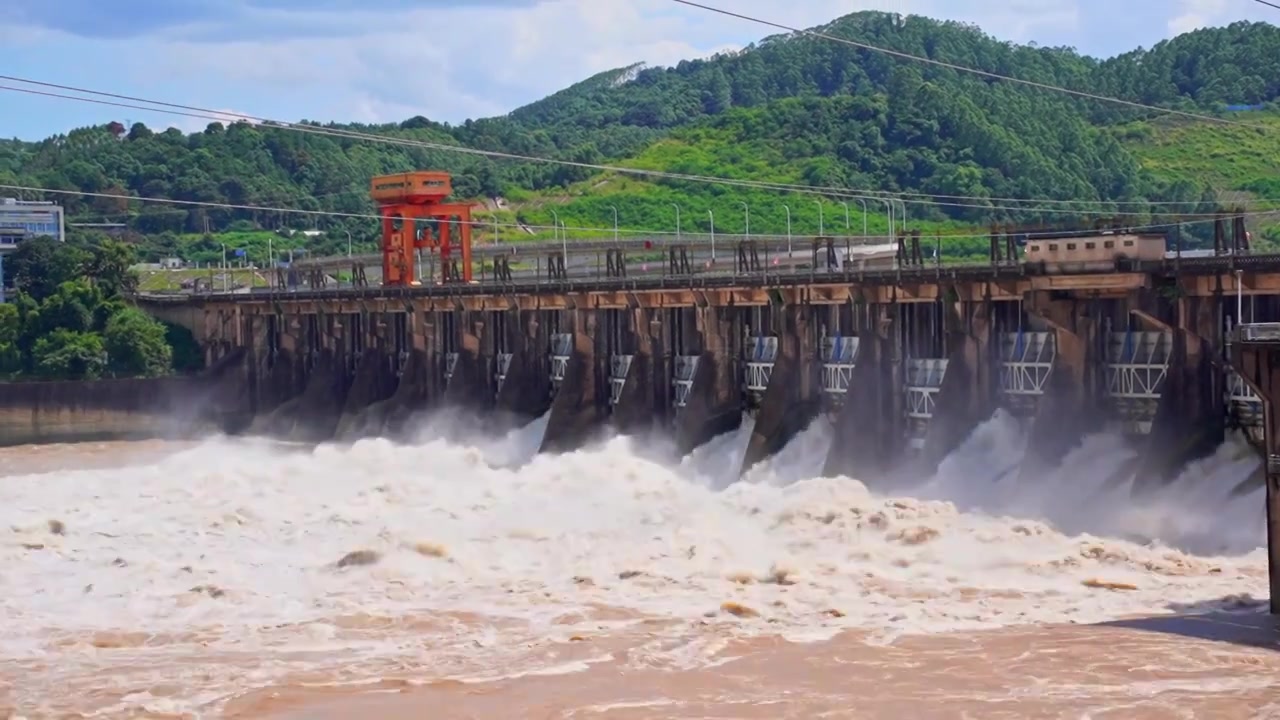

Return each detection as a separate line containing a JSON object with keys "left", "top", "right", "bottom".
{"left": 3, "top": 182, "right": 1272, "bottom": 246}
{"left": 668, "top": 0, "right": 1273, "bottom": 131}
{"left": 1, "top": 78, "right": 1271, "bottom": 216}
{"left": 1255, "top": 0, "right": 1280, "bottom": 10}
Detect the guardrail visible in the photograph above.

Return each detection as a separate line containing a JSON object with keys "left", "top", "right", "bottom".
{"left": 132, "top": 249, "right": 1280, "bottom": 304}
{"left": 288, "top": 233, "right": 884, "bottom": 269}
{"left": 159, "top": 260, "right": 1025, "bottom": 303}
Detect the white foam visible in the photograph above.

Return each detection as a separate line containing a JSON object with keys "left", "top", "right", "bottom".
{"left": 0, "top": 408, "right": 1267, "bottom": 715}
{"left": 912, "top": 410, "right": 1265, "bottom": 556}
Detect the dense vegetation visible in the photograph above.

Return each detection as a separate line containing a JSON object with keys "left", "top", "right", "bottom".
{"left": 2, "top": 11, "right": 1279, "bottom": 263}
{"left": 0, "top": 236, "right": 198, "bottom": 381}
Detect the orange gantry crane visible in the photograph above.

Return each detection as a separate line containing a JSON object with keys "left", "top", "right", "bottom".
{"left": 370, "top": 171, "right": 473, "bottom": 286}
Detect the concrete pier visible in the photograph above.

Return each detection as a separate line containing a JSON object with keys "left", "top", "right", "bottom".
{"left": 741, "top": 304, "right": 819, "bottom": 476}
{"left": 541, "top": 310, "right": 605, "bottom": 453}
{"left": 1229, "top": 322, "right": 1280, "bottom": 614}
{"left": 672, "top": 306, "right": 742, "bottom": 456}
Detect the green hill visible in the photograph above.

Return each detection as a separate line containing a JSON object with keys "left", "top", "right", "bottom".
{"left": 3, "top": 12, "right": 1280, "bottom": 262}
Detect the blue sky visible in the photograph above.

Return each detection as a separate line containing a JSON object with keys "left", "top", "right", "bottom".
{"left": 1, "top": 0, "right": 1272, "bottom": 140}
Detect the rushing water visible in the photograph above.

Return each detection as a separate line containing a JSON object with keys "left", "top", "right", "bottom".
{"left": 0, "top": 412, "right": 1276, "bottom": 718}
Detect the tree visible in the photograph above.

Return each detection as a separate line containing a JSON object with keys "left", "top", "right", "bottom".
{"left": 36, "top": 279, "right": 99, "bottom": 336}
{"left": 32, "top": 329, "right": 106, "bottom": 380}
{"left": 83, "top": 239, "right": 139, "bottom": 297}
{"left": 103, "top": 308, "right": 173, "bottom": 377}
{"left": 0, "top": 303, "right": 20, "bottom": 375}
{"left": 6, "top": 238, "right": 88, "bottom": 302}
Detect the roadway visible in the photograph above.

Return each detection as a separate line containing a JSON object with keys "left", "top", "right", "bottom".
{"left": 288, "top": 233, "right": 888, "bottom": 271}
{"left": 291, "top": 236, "right": 899, "bottom": 288}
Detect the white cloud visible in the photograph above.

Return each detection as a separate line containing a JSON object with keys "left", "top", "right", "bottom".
{"left": 1167, "top": 0, "right": 1228, "bottom": 35}
{"left": 3, "top": 0, "right": 1109, "bottom": 138}
{"left": 109, "top": 0, "right": 1086, "bottom": 126}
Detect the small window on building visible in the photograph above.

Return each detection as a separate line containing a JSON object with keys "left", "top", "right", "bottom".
{"left": 1104, "top": 241, "right": 1115, "bottom": 249}
{"left": 1048, "top": 244, "right": 1058, "bottom": 252}
{"left": 1123, "top": 240, "right": 1134, "bottom": 247}
{"left": 1085, "top": 242, "right": 1096, "bottom": 249}
{"left": 1028, "top": 244, "right": 1040, "bottom": 252}
{"left": 1066, "top": 243, "right": 1077, "bottom": 250}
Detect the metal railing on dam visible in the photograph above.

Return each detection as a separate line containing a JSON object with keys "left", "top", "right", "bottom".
{"left": 139, "top": 248, "right": 1280, "bottom": 305}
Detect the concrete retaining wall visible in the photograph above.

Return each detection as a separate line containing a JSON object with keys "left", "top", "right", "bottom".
{"left": 0, "top": 350, "right": 250, "bottom": 447}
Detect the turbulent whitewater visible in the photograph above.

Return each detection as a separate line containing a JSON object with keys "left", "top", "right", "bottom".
{"left": 0, "top": 412, "right": 1272, "bottom": 718}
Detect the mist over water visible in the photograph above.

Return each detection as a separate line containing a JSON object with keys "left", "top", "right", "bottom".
{"left": 910, "top": 409, "right": 1265, "bottom": 556}
{"left": 0, "top": 407, "right": 1269, "bottom": 716}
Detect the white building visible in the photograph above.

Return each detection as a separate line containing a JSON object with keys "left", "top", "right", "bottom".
{"left": 0, "top": 197, "right": 65, "bottom": 251}
{"left": 0, "top": 197, "right": 64, "bottom": 303}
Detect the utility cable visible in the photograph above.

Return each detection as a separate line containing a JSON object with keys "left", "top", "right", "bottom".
{"left": 2, "top": 79, "right": 1271, "bottom": 215}
{"left": 4, "top": 182, "right": 1272, "bottom": 249}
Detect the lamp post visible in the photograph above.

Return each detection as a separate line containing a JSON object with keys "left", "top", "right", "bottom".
{"left": 739, "top": 201, "right": 750, "bottom": 240}
{"left": 783, "top": 204, "right": 792, "bottom": 257}
{"left": 840, "top": 198, "right": 870, "bottom": 237}
{"left": 550, "top": 209, "right": 565, "bottom": 260}
{"left": 345, "top": 230, "right": 352, "bottom": 257}
{"left": 609, "top": 205, "right": 619, "bottom": 244}
{"left": 708, "top": 209, "right": 716, "bottom": 264}
{"left": 815, "top": 200, "right": 824, "bottom": 236}
{"left": 671, "top": 203, "right": 681, "bottom": 243}
{"left": 1237, "top": 269, "right": 1245, "bottom": 323}
{"left": 877, "top": 200, "right": 894, "bottom": 241}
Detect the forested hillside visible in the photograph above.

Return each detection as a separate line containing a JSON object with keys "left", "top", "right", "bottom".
{"left": 3, "top": 11, "right": 1279, "bottom": 263}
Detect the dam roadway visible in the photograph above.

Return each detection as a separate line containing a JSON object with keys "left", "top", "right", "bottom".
{"left": 135, "top": 243, "right": 1280, "bottom": 611}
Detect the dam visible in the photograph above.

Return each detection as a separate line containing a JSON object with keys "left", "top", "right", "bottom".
{"left": 124, "top": 173, "right": 1280, "bottom": 611}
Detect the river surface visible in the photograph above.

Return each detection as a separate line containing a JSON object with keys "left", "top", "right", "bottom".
{"left": 2, "top": 410, "right": 1278, "bottom": 719}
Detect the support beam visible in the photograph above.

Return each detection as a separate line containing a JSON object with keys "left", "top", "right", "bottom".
{"left": 1228, "top": 323, "right": 1280, "bottom": 615}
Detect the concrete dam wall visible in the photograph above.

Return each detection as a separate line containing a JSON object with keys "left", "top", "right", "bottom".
{"left": 130, "top": 271, "right": 1278, "bottom": 490}
{"left": 0, "top": 350, "right": 251, "bottom": 447}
